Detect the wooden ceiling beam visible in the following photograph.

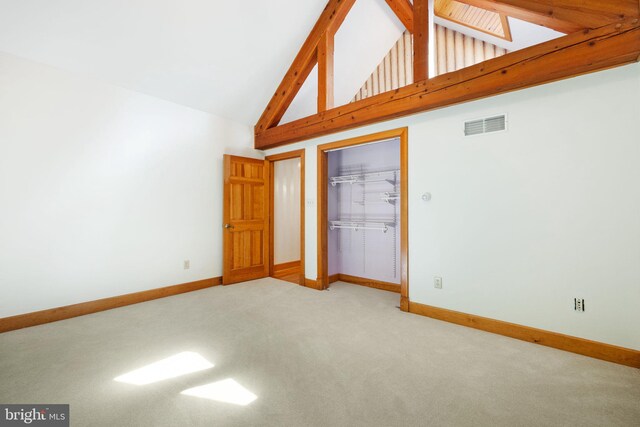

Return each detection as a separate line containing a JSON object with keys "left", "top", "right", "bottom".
{"left": 384, "top": 0, "right": 415, "bottom": 33}
{"left": 318, "top": 32, "right": 335, "bottom": 112}
{"left": 500, "top": 14, "right": 513, "bottom": 41}
{"left": 255, "top": 19, "right": 640, "bottom": 149}
{"left": 413, "top": 0, "right": 430, "bottom": 81}
{"left": 255, "top": 0, "right": 356, "bottom": 133}
{"left": 455, "top": 0, "right": 639, "bottom": 34}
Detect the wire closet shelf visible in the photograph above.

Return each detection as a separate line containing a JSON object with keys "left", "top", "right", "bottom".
{"left": 329, "top": 168, "right": 399, "bottom": 233}
{"left": 329, "top": 169, "right": 399, "bottom": 186}
{"left": 329, "top": 219, "right": 396, "bottom": 233}
{"left": 331, "top": 169, "right": 400, "bottom": 206}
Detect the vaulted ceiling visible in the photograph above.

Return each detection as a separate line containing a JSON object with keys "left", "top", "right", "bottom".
{"left": 0, "top": 0, "right": 562, "bottom": 127}
{"left": 0, "top": 0, "right": 331, "bottom": 125}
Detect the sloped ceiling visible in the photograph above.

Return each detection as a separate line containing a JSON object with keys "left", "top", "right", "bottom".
{"left": 0, "top": 0, "right": 330, "bottom": 125}
{"left": 0, "top": 0, "right": 563, "bottom": 127}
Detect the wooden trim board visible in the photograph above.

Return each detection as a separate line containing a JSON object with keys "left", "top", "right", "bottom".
{"left": 399, "top": 127, "right": 409, "bottom": 312}
{"left": 409, "top": 301, "right": 640, "bottom": 368}
{"left": 273, "top": 261, "right": 301, "bottom": 273}
{"left": 272, "top": 261, "right": 302, "bottom": 284}
{"left": 0, "top": 278, "right": 222, "bottom": 334}
{"left": 317, "top": 145, "right": 329, "bottom": 290}
{"left": 320, "top": 274, "right": 397, "bottom": 291}
{"left": 304, "top": 278, "right": 324, "bottom": 290}
{"left": 338, "top": 274, "right": 401, "bottom": 293}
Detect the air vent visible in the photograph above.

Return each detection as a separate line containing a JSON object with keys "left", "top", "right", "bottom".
{"left": 464, "top": 114, "right": 507, "bottom": 136}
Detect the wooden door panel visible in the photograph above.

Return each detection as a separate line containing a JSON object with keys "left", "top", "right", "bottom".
{"left": 230, "top": 230, "right": 261, "bottom": 270}
{"left": 223, "top": 155, "right": 269, "bottom": 285}
{"left": 251, "top": 186, "right": 264, "bottom": 219}
{"left": 251, "top": 230, "right": 263, "bottom": 266}
{"left": 230, "top": 183, "right": 244, "bottom": 220}
{"left": 232, "top": 232, "right": 240, "bottom": 270}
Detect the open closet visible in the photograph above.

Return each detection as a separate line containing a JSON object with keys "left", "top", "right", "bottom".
{"left": 327, "top": 138, "right": 401, "bottom": 293}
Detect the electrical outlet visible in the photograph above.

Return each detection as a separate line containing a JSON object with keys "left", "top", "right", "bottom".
{"left": 434, "top": 277, "right": 443, "bottom": 289}
{"left": 184, "top": 260, "right": 190, "bottom": 270}
{"left": 574, "top": 298, "right": 585, "bottom": 312}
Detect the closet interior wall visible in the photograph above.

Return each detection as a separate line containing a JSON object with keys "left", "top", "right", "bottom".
{"left": 327, "top": 139, "right": 401, "bottom": 284}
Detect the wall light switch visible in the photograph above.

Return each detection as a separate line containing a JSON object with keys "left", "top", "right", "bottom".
{"left": 434, "top": 277, "right": 443, "bottom": 289}
{"left": 184, "top": 260, "right": 190, "bottom": 270}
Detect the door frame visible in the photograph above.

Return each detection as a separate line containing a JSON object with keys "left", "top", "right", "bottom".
{"left": 316, "top": 128, "right": 409, "bottom": 311}
{"left": 266, "top": 149, "right": 306, "bottom": 286}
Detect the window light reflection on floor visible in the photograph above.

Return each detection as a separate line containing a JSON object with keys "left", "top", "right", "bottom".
{"left": 181, "top": 379, "right": 258, "bottom": 406}
{"left": 114, "top": 352, "right": 214, "bottom": 385}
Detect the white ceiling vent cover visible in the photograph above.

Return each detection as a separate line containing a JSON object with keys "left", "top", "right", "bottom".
{"left": 464, "top": 114, "right": 507, "bottom": 136}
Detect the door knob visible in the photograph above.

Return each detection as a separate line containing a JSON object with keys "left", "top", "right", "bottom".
{"left": 224, "top": 224, "right": 234, "bottom": 230}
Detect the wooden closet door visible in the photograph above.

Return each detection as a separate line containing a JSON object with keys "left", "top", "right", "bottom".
{"left": 223, "top": 155, "right": 270, "bottom": 285}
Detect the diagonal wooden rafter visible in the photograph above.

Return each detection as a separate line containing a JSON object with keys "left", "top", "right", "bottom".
{"left": 255, "top": 19, "right": 640, "bottom": 149}
{"left": 255, "top": 0, "right": 356, "bottom": 133}
{"left": 455, "top": 0, "right": 640, "bottom": 34}
{"left": 384, "top": 0, "right": 415, "bottom": 33}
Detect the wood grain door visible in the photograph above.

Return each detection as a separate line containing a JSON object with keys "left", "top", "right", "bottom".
{"left": 223, "top": 155, "right": 270, "bottom": 285}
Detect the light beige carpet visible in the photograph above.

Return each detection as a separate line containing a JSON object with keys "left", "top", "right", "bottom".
{"left": 0, "top": 278, "right": 638, "bottom": 426}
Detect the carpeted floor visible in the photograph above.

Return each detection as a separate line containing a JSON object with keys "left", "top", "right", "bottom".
{"left": 0, "top": 278, "right": 638, "bottom": 426}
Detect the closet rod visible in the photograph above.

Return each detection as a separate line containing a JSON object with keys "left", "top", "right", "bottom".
{"left": 330, "top": 169, "right": 400, "bottom": 186}
{"left": 329, "top": 220, "right": 395, "bottom": 233}
{"left": 330, "top": 225, "right": 389, "bottom": 232}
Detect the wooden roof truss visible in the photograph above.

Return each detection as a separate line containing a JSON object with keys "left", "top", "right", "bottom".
{"left": 255, "top": 0, "right": 640, "bottom": 149}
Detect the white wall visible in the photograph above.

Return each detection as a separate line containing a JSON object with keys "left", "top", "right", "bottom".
{"left": 273, "top": 158, "right": 301, "bottom": 264}
{"left": 0, "top": 52, "right": 258, "bottom": 318}
{"left": 265, "top": 62, "right": 640, "bottom": 350}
